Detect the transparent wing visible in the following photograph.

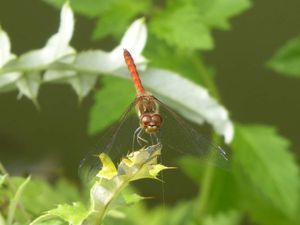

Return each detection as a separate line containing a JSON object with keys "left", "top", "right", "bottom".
{"left": 155, "top": 98, "right": 229, "bottom": 168}
{"left": 79, "top": 95, "right": 229, "bottom": 183}
{"left": 78, "top": 99, "right": 140, "bottom": 182}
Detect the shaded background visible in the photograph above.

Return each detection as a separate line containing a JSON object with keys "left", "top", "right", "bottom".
{"left": 0, "top": 0, "right": 299, "bottom": 202}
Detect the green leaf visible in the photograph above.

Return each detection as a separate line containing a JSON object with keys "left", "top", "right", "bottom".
{"left": 92, "top": 0, "right": 150, "bottom": 40}
{"left": 102, "top": 187, "right": 144, "bottom": 214}
{"left": 47, "top": 203, "right": 89, "bottom": 225}
{"left": 121, "top": 192, "right": 144, "bottom": 205}
{"left": 232, "top": 124, "right": 300, "bottom": 218}
{"left": 150, "top": 5, "right": 213, "bottom": 50}
{"left": 30, "top": 217, "right": 66, "bottom": 225}
{"left": 16, "top": 73, "right": 41, "bottom": 107}
{"left": 96, "top": 153, "right": 118, "bottom": 179}
{"left": 180, "top": 156, "right": 239, "bottom": 214}
{"left": 0, "top": 174, "right": 7, "bottom": 187}
{"left": 7, "top": 176, "right": 31, "bottom": 225}
{"left": 68, "top": 74, "right": 98, "bottom": 101}
{"left": 12, "top": 178, "right": 81, "bottom": 217}
{"left": 203, "top": 210, "right": 242, "bottom": 225}
{"left": 0, "top": 26, "right": 14, "bottom": 67}
{"left": 0, "top": 73, "right": 20, "bottom": 92}
{"left": 195, "top": 0, "right": 251, "bottom": 30}
{"left": 268, "top": 36, "right": 300, "bottom": 77}
{"left": 0, "top": 26, "right": 20, "bottom": 92}
{"left": 145, "top": 38, "right": 205, "bottom": 84}
{"left": 179, "top": 157, "right": 206, "bottom": 182}
{"left": 88, "top": 76, "right": 135, "bottom": 134}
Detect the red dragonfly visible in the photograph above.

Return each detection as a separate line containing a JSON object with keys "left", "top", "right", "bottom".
{"left": 79, "top": 49, "right": 228, "bottom": 180}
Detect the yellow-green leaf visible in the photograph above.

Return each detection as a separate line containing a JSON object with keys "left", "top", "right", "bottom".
{"left": 97, "top": 153, "right": 118, "bottom": 180}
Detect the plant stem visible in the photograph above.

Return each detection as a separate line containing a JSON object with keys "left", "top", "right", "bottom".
{"left": 191, "top": 56, "right": 223, "bottom": 219}
{"left": 0, "top": 162, "right": 31, "bottom": 223}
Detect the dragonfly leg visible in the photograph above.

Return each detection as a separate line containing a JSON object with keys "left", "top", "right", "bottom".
{"left": 137, "top": 128, "right": 148, "bottom": 146}
{"left": 150, "top": 133, "right": 154, "bottom": 145}
{"left": 153, "top": 132, "right": 161, "bottom": 144}
{"left": 133, "top": 127, "right": 142, "bottom": 150}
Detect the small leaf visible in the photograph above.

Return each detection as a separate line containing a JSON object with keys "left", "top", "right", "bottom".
{"left": 232, "top": 124, "right": 300, "bottom": 218}
{"left": 30, "top": 203, "right": 88, "bottom": 225}
{"left": 268, "top": 36, "right": 300, "bottom": 77}
{"left": 105, "top": 187, "right": 144, "bottom": 211}
{"left": 47, "top": 203, "right": 88, "bottom": 225}
{"left": 149, "top": 164, "right": 173, "bottom": 179}
{"left": 16, "top": 72, "right": 41, "bottom": 107}
{"left": 7, "top": 176, "right": 31, "bottom": 225}
{"left": 68, "top": 73, "right": 98, "bottom": 101}
{"left": 122, "top": 192, "right": 144, "bottom": 205}
{"left": 97, "top": 153, "right": 118, "bottom": 179}
{"left": 150, "top": 5, "right": 213, "bottom": 50}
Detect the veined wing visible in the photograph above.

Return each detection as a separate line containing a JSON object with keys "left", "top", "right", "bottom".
{"left": 155, "top": 97, "right": 229, "bottom": 168}
{"left": 78, "top": 98, "right": 140, "bottom": 182}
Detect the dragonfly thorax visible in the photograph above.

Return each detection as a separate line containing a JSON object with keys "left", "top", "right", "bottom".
{"left": 136, "top": 95, "right": 158, "bottom": 115}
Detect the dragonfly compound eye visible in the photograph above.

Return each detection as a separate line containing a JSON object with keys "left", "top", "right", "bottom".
{"left": 151, "top": 114, "right": 162, "bottom": 126}
{"left": 140, "top": 114, "right": 152, "bottom": 127}
{"left": 140, "top": 114, "right": 162, "bottom": 133}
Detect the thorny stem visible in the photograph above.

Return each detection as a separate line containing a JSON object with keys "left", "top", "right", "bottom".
{"left": 91, "top": 151, "right": 161, "bottom": 225}
{"left": 192, "top": 57, "right": 223, "bottom": 219}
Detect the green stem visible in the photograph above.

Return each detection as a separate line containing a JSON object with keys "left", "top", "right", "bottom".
{"left": 0, "top": 162, "right": 31, "bottom": 223}
{"left": 191, "top": 56, "right": 223, "bottom": 219}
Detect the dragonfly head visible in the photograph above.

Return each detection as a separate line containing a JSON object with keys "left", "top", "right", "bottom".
{"left": 140, "top": 113, "right": 162, "bottom": 133}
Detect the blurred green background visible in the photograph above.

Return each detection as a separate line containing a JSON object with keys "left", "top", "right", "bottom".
{"left": 0, "top": 0, "right": 300, "bottom": 224}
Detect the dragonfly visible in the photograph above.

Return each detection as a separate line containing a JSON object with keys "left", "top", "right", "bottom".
{"left": 79, "top": 49, "right": 228, "bottom": 181}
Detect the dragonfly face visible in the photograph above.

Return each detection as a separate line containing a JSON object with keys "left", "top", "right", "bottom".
{"left": 140, "top": 113, "right": 162, "bottom": 133}
{"left": 136, "top": 95, "right": 163, "bottom": 133}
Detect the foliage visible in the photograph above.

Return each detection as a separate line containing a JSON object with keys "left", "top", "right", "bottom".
{"left": 1, "top": 145, "right": 170, "bottom": 225}
{"left": 268, "top": 35, "right": 300, "bottom": 77}
{"left": 1, "top": 1, "right": 300, "bottom": 225}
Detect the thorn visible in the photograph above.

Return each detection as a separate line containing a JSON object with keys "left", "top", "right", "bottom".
{"left": 32, "top": 98, "right": 41, "bottom": 111}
